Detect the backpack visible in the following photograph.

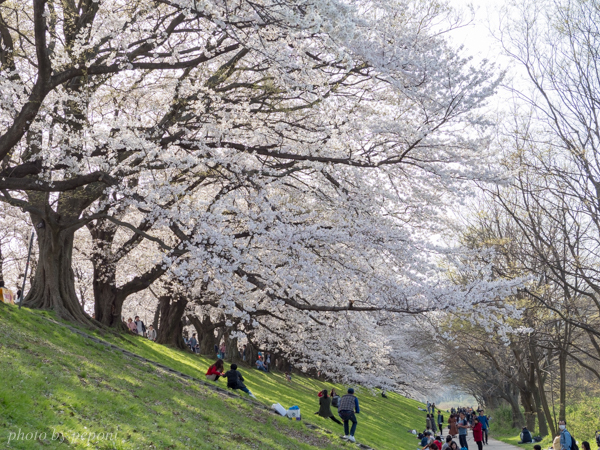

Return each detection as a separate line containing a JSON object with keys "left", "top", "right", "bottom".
{"left": 568, "top": 432, "right": 579, "bottom": 450}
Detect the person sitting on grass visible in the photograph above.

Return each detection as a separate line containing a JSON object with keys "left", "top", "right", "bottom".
{"left": 256, "top": 357, "right": 268, "bottom": 372}
{"left": 330, "top": 388, "right": 340, "bottom": 408}
{"left": 314, "top": 389, "right": 343, "bottom": 425}
{"left": 224, "top": 364, "right": 256, "bottom": 398}
{"left": 206, "top": 359, "right": 224, "bottom": 381}
{"left": 284, "top": 372, "right": 292, "bottom": 382}
{"left": 519, "top": 426, "right": 533, "bottom": 444}
{"left": 420, "top": 432, "right": 433, "bottom": 448}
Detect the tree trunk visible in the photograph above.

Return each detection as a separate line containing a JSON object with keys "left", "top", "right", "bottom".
{"left": 531, "top": 342, "right": 555, "bottom": 437}
{"left": 225, "top": 334, "right": 240, "bottom": 363}
{"left": 245, "top": 338, "right": 259, "bottom": 367}
{"left": 505, "top": 383, "right": 524, "bottom": 428}
{"left": 520, "top": 390, "right": 536, "bottom": 431}
{"left": 156, "top": 295, "right": 188, "bottom": 349}
{"left": 151, "top": 302, "right": 161, "bottom": 331}
{"left": 88, "top": 218, "right": 171, "bottom": 330}
{"left": 0, "top": 237, "right": 4, "bottom": 282}
{"left": 558, "top": 347, "right": 567, "bottom": 421}
{"left": 188, "top": 314, "right": 223, "bottom": 355}
{"left": 92, "top": 262, "right": 126, "bottom": 328}
{"left": 23, "top": 223, "right": 90, "bottom": 324}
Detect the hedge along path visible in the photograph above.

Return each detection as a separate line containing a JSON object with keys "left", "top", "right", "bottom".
{"left": 42, "top": 317, "right": 376, "bottom": 450}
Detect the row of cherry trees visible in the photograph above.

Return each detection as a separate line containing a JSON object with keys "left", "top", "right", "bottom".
{"left": 431, "top": 0, "right": 600, "bottom": 436}
{"left": 0, "top": 0, "right": 513, "bottom": 389}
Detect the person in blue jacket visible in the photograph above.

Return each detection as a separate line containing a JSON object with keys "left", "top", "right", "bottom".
{"left": 338, "top": 388, "right": 360, "bottom": 443}
{"left": 478, "top": 410, "right": 489, "bottom": 444}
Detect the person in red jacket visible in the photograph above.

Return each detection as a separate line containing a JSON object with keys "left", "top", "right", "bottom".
{"left": 206, "top": 359, "right": 225, "bottom": 381}
{"left": 472, "top": 417, "right": 483, "bottom": 450}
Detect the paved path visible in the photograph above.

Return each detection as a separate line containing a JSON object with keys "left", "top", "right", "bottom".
{"left": 436, "top": 427, "right": 522, "bottom": 450}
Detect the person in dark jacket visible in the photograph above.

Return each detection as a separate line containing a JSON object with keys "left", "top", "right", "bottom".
{"left": 223, "top": 364, "right": 255, "bottom": 398}
{"left": 338, "top": 388, "right": 360, "bottom": 443}
{"left": 314, "top": 389, "right": 343, "bottom": 424}
{"left": 519, "top": 427, "right": 532, "bottom": 444}
{"left": 330, "top": 388, "right": 340, "bottom": 408}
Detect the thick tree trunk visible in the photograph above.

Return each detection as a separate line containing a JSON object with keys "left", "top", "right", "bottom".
{"left": 225, "top": 334, "right": 240, "bottom": 363}
{"left": 23, "top": 224, "right": 89, "bottom": 324}
{"left": 156, "top": 295, "right": 188, "bottom": 349}
{"left": 92, "top": 263, "right": 126, "bottom": 328}
{"left": 88, "top": 218, "right": 171, "bottom": 330}
{"left": 244, "top": 338, "right": 259, "bottom": 366}
{"left": 188, "top": 314, "right": 223, "bottom": 355}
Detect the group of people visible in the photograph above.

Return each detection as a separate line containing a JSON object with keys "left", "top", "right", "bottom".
{"left": 314, "top": 387, "right": 361, "bottom": 443}
{"left": 205, "top": 359, "right": 256, "bottom": 398}
{"left": 418, "top": 404, "right": 490, "bottom": 450}
{"left": 125, "top": 316, "right": 157, "bottom": 341}
{"left": 521, "top": 420, "right": 594, "bottom": 450}
{"left": 205, "top": 357, "right": 362, "bottom": 443}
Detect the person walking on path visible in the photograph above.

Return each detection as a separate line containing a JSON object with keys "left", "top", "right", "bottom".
{"left": 427, "top": 414, "right": 433, "bottom": 432}
{"left": 472, "top": 417, "right": 483, "bottom": 450}
{"left": 457, "top": 412, "right": 470, "bottom": 450}
{"left": 437, "top": 411, "right": 444, "bottom": 434}
{"left": 127, "top": 318, "right": 137, "bottom": 333}
{"left": 134, "top": 316, "right": 146, "bottom": 337}
{"left": 189, "top": 333, "right": 199, "bottom": 354}
{"left": 477, "top": 411, "right": 489, "bottom": 445}
{"left": 449, "top": 414, "right": 458, "bottom": 437}
{"left": 147, "top": 325, "right": 157, "bottom": 341}
{"left": 315, "top": 389, "right": 343, "bottom": 425}
{"left": 559, "top": 420, "right": 573, "bottom": 450}
{"left": 338, "top": 388, "right": 360, "bottom": 443}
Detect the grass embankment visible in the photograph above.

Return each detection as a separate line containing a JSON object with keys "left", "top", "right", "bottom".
{"left": 0, "top": 304, "right": 428, "bottom": 449}
{"left": 490, "top": 404, "right": 600, "bottom": 449}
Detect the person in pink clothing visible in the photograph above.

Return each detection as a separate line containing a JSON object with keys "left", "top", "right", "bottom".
{"left": 127, "top": 318, "right": 137, "bottom": 333}
{"left": 472, "top": 417, "right": 483, "bottom": 450}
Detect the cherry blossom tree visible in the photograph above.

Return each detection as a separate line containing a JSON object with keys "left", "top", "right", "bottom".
{"left": 0, "top": 0, "right": 520, "bottom": 387}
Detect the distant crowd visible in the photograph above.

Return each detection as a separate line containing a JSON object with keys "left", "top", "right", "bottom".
{"left": 416, "top": 402, "right": 490, "bottom": 450}
{"left": 417, "top": 402, "right": 588, "bottom": 450}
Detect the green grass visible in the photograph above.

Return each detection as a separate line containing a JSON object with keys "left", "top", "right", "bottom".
{"left": 0, "top": 304, "right": 430, "bottom": 449}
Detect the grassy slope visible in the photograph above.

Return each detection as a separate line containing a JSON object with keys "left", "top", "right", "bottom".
{"left": 0, "top": 304, "right": 428, "bottom": 450}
